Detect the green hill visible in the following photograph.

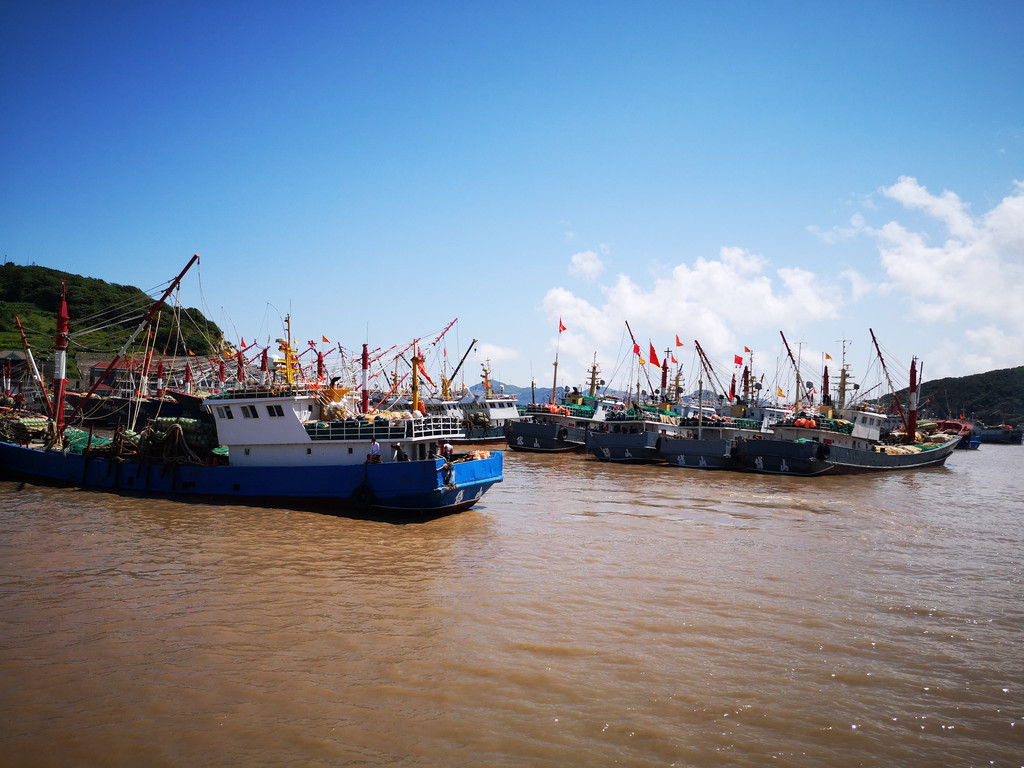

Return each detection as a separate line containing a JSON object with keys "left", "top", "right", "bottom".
{"left": 0, "top": 262, "right": 224, "bottom": 377}
{"left": 908, "top": 366, "right": 1024, "bottom": 425}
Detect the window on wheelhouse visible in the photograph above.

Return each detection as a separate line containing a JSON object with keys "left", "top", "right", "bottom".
{"left": 215, "top": 406, "right": 234, "bottom": 420}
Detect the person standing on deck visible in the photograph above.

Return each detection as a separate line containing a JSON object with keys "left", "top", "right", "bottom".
{"left": 367, "top": 438, "right": 382, "bottom": 463}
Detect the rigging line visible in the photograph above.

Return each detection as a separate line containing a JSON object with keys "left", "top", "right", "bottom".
{"left": 67, "top": 315, "right": 147, "bottom": 340}
{"left": 67, "top": 304, "right": 152, "bottom": 338}
{"left": 74, "top": 292, "right": 151, "bottom": 325}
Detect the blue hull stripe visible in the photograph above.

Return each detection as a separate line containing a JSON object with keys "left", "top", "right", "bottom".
{"left": 0, "top": 441, "right": 503, "bottom": 513}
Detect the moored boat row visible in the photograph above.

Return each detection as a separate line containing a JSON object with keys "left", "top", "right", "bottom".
{"left": 510, "top": 327, "right": 978, "bottom": 477}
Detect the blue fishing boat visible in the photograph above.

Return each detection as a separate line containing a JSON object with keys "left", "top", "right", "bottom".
{"left": 0, "top": 257, "right": 503, "bottom": 518}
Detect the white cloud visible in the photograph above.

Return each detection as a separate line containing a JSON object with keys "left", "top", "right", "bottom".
{"left": 543, "top": 246, "right": 842, "bottom": 385}
{"left": 536, "top": 178, "right": 1024, "bottom": 387}
{"left": 472, "top": 342, "right": 520, "bottom": 364}
{"left": 840, "top": 269, "right": 873, "bottom": 301}
{"left": 807, "top": 213, "right": 866, "bottom": 244}
{"left": 866, "top": 177, "right": 1024, "bottom": 375}
{"left": 569, "top": 250, "right": 605, "bottom": 281}
{"left": 883, "top": 176, "right": 978, "bottom": 241}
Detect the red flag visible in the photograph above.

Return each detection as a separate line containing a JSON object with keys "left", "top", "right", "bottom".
{"left": 734, "top": 355, "right": 743, "bottom": 365}
{"left": 417, "top": 352, "right": 434, "bottom": 386}
{"left": 675, "top": 335, "right": 683, "bottom": 347}
{"left": 322, "top": 335, "right": 330, "bottom": 343}
{"left": 744, "top": 346, "right": 751, "bottom": 353}
{"left": 558, "top": 318, "right": 566, "bottom": 333}
{"left": 649, "top": 343, "right": 660, "bottom": 367}
{"left": 670, "top": 353, "right": 677, "bottom": 364}
{"left": 633, "top": 342, "right": 640, "bottom": 356}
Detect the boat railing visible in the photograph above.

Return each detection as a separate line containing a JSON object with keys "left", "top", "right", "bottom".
{"left": 207, "top": 384, "right": 324, "bottom": 401}
{"left": 304, "top": 415, "right": 465, "bottom": 441}
{"left": 523, "top": 403, "right": 595, "bottom": 419}
{"left": 776, "top": 417, "right": 854, "bottom": 435}
{"left": 676, "top": 416, "right": 764, "bottom": 430}
{"left": 403, "top": 416, "right": 465, "bottom": 439}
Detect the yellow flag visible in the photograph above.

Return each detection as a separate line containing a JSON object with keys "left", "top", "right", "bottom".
{"left": 825, "top": 353, "right": 832, "bottom": 360}
{"left": 777, "top": 386, "right": 785, "bottom": 397}
{"left": 322, "top": 335, "right": 330, "bottom": 343}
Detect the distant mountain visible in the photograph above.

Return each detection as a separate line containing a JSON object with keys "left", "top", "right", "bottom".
{"left": 884, "top": 365, "right": 1023, "bottom": 425}
{"left": 466, "top": 380, "right": 629, "bottom": 405}
{"left": 466, "top": 381, "right": 549, "bottom": 404}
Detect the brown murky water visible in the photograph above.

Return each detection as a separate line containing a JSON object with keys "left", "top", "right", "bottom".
{"left": 2, "top": 447, "right": 1022, "bottom": 767}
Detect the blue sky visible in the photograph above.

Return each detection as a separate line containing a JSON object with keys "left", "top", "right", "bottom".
{"left": 3, "top": 1, "right": 1022, "bottom": 397}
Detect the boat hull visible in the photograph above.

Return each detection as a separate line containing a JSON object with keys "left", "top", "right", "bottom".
{"left": 658, "top": 436, "right": 739, "bottom": 470}
{"left": 452, "top": 424, "right": 511, "bottom": 448}
{"left": 0, "top": 441, "right": 503, "bottom": 518}
{"left": 737, "top": 437, "right": 959, "bottom": 476}
{"left": 975, "top": 426, "right": 1023, "bottom": 444}
{"left": 586, "top": 430, "right": 662, "bottom": 463}
{"left": 505, "top": 421, "right": 586, "bottom": 453}
{"left": 822, "top": 439, "right": 960, "bottom": 474}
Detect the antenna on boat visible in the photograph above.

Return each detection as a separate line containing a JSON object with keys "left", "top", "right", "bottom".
{"left": 834, "top": 338, "right": 852, "bottom": 409}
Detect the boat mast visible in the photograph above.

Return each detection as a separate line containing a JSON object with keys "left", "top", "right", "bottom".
{"left": 411, "top": 344, "right": 422, "bottom": 413}
{"left": 907, "top": 357, "right": 919, "bottom": 440}
{"left": 869, "top": 328, "right": 909, "bottom": 434}
{"left": 587, "top": 354, "right": 600, "bottom": 398}
{"left": 481, "top": 360, "right": 493, "bottom": 398}
{"left": 52, "top": 281, "right": 70, "bottom": 434}
{"left": 550, "top": 349, "right": 559, "bottom": 405}
{"left": 442, "top": 338, "right": 476, "bottom": 400}
{"left": 65, "top": 253, "right": 199, "bottom": 430}
{"left": 780, "top": 331, "right": 802, "bottom": 411}
{"left": 14, "top": 315, "right": 52, "bottom": 417}
{"left": 623, "top": 321, "right": 656, "bottom": 406}
{"left": 692, "top": 340, "right": 728, "bottom": 401}
{"left": 361, "top": 343, "right": 369, "bottom": 413}
{"left": 659, "top": 348, "right": 670, "bottom": 408}
{"left": 697, "top": 375, "right": 704, "bottom": 438}
{"left": 834, "top": 338, "right": 852, "bottom": 408}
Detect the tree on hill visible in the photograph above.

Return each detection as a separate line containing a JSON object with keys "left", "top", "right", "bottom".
{"left": 0, "top": 262, "right": 224, "bottom": 359}
{"left": 885, "top": 366, "right": 1024, "bottom": 425}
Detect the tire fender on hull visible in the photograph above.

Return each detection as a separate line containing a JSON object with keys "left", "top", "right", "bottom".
{"left": 352, "top": 484, "right": 375, "bottom": 508}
